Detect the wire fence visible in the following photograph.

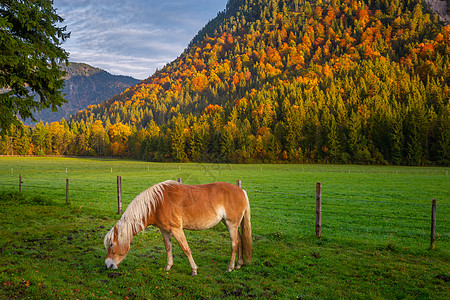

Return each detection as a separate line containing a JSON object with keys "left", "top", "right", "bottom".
{"left": 0, "top": 172, "right": 449, "bottom": 250}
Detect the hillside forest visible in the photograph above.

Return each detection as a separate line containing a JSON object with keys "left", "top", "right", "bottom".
{"left": 1, "top": 0, "right": 449, "bottom": 165}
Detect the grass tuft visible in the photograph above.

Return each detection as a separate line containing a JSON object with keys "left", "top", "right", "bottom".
{"left": 385, "top": 240, "right": 397, "bottom": 252}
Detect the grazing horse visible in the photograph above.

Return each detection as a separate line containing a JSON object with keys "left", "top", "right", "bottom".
{"left": 104, "top": 180, "right": 252, "bottom": 276}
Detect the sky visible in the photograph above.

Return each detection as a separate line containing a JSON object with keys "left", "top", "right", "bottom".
{"left": 53, "top": 0, "right": 227, "bottom": 80}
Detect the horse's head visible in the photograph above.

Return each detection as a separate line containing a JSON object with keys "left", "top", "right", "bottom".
{"left": 105, "top": 225, "right": 130, "bottom": 269}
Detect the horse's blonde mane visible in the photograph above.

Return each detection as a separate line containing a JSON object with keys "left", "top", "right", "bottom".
{"left": 104, "top": 180, "right": 177, "bottom": 248}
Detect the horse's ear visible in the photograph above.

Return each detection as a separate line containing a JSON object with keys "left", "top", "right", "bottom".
{"left": 114, "top": 225, "right": 118, "bottom": 236}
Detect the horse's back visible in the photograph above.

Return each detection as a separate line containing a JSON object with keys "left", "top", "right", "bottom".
{"left": 181, "top": 181, "right": 247, "bottom": 207}
{"left": 156, "top": 182, "right": 247, "bottom": 230}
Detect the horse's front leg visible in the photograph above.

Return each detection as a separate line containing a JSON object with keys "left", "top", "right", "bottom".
{"left": 171, "top": 228, "right": 198, "bottom": 276}
{"left": 160, "top": 228, "right": 173, "bottom": 271}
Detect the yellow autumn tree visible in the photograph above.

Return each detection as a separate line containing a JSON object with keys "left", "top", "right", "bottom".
{"left": 109, "top": 122, "right": 132, "bottom": 156}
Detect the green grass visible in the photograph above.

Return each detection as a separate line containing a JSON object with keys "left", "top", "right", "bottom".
{"left": 0, "top": 157, "right": 449, "bottom": 299}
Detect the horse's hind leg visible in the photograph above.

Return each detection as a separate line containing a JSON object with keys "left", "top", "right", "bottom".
{"left": 160, "top": 229, "right": 173, "bottom": 271}
{"left": 171, "top": 228, "right": 198, "bottom": 276}
{"left": 225, "top": 221, "right": 240, "bottom": 272}
{"left": 235, "top": 229, "right": 244, "bottom": 270}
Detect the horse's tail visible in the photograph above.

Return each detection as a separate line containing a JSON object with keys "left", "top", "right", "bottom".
{"left": 241, "top": 190, "right": 252, "bottom": 264}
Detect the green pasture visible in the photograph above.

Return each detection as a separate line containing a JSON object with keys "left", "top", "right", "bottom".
{"left": 0, "top": 157, "right": 449, "bottom": 299}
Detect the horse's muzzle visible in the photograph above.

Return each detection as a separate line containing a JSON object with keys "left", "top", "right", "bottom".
{"left": 105, "top": 258, "right": 118, "bottom": 270}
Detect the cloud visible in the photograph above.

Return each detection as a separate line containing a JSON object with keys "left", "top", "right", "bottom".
{"left": 54, "top": 0, "right": 226, "bottom": 79}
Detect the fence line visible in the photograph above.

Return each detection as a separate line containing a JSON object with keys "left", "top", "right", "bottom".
{"left": 0, "top": 175, "right": 448, "bottom": 249}
{"left": 2, "top": 176, "right": 449, "bottom": 210}
{"left": 2, "top": 179, "right": 449, "bottom": 211}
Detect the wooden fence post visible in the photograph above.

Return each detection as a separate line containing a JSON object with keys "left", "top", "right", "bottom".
{"left": 236, "top": 180, "right": 242, "bottom": 188}
{"left": 117, "top": 176, "right": 122, "bottom": 214}
{"left": 430, "top": 198, "right": 437, "bottom": 250}
{"left": 177, "top": 178, "right": 182, "bottom": 184}
{"left": 316, "top": 182, "right": 322, "bottom": 238}
{"left": 19, "top": 174, "right": 22, "bottom": 193}
{"left": 66, "top": 178, "right": 69, "bottom": 204}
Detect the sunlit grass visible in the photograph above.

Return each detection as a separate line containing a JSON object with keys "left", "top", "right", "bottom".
{"left": 0, "top": 157, "right": 449, "bottom": 298}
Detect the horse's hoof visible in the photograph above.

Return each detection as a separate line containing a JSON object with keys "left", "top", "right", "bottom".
{"left": 164, "top": 265, "right": 172, "bottom": 271}
{"left": 235, "top": 264, "right": 242, "bottom": 270}
{"left": 227, "top": 267, "right": 234, "bottom": 272}
{"left": 191, "top": 270, "right": 198, "bottom": 276}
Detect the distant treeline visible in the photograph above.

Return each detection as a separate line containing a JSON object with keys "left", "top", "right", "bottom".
{"left": 0, "top": 97, "right": 448, "bottom": 165}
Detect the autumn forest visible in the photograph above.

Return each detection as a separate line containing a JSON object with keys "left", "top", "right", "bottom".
{"left": 1, "top": 0, "right": 449, "bottom": 165}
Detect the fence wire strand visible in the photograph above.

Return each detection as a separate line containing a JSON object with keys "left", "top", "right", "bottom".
{"left": 1, "top": 176, "right": 449, "bottom": 229}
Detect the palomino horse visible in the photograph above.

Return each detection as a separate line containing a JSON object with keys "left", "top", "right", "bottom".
{"left": 104, "top": 180, "right": 252, "bottom": 275}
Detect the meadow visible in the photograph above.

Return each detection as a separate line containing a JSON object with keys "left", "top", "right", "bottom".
{"left": 0, "top": 157, "right": 449, "bottom": 299}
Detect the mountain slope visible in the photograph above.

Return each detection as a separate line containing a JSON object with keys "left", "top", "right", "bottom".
{"left": 54, "top": 0, "right": 447, "bottom": 165}
{"left": 70, "top": 0, "right": 449, "bottom": 165}
{"left": 26, "top": 62, "right": 140, "bottom": 124}
{"left": 424, "top": 0, "right": 450, "bottom": 24}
